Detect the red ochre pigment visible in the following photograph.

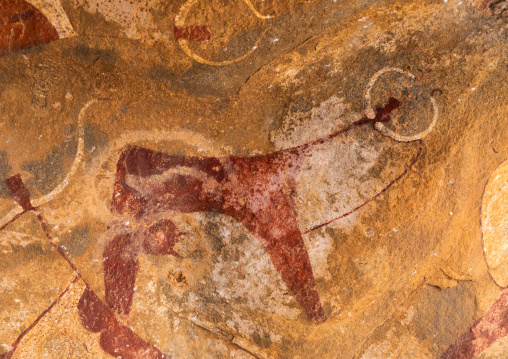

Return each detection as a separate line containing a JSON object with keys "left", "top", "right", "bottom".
{"left": 3, "top": 175, "right": 171, "bottom": 358}
{"left": 173, "top": 24, "right": 211, "bottom": 42}
{"left": 78, "top": 288, "right": 170, "bottom": 359}
{"left": 5, "top": 174, "right": 34, "bottom": 211}
{"left": 105, "top": 97, "right": 405, "bottom": 325}
{"left": 2, "top": 97, "right": 417, "bottom": 358}
{"left": 0, "top": 0, "right": 59, "bottom": 56}
{"left": 441, "top": 289, "right": 508, "bottom": 359}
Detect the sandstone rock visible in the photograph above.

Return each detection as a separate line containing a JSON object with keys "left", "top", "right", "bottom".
{"left": 0, "top": 0, "right": 507, "bottom": 358}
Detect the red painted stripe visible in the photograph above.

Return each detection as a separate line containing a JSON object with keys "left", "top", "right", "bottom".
{"left": 173, "top": 24, "right": 211, "bottom": 42}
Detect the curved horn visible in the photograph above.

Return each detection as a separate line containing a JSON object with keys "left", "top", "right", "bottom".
{"left": 31, "top": 98, "right": 99, "bottom": 206}
{"left": 175, "top": 0, "right": 272, "bottom": 66}
{"left": 242, "top": 0, "right": 273, "bottom": 19}
{"left": 374, "top": 97, "right": 439, "bottom": 142}
{"left": 365, "top": 67, "right": 439, "bottom": 142}
{"left": 0, "top": 99, "right": 102, "bottom": 229}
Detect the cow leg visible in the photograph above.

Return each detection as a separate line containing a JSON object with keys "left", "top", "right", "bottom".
{"left": 104, "top": 234, "right": 139, "bottom": 315}
{"left": 236, "top": 192, "right": 326, "bottom": 324}
{"left": 263, "top": 226, "right": 326, "bottom": 324}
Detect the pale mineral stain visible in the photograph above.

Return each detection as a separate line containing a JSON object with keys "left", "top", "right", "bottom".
{"left": 71, "top": 0, "right": 164, "bottom": 40}
{"left": 27, "top": 0, "right": 76, "bottom": 38}
{"left": 481, "top": 159, "right": 508, "bottom": 287}
{"left": 210, "top": 218, "right": 302, "bottom": 319}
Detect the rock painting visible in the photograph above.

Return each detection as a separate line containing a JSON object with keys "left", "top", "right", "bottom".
{"left": 174, "top": 0, "right": 273, "bottom": 65}
{"left": 440, "top": 288, "right": 508, "bottom": 359}
{"left": 0, "top": 64, "right": 438, "bottom": 358}
{"left": 0, "top": 0, "right": 58, "bottom": 56}
{"left": 1, "top": 0, "right": 507, "bottom": 357}
{"left": 2, "top": 172, "right": 169, "bottom": 358}
{"left": 0, "top": 0, "right": 74, "bottom": 56}
{"left": 440, "top": 159, "right": 508, "bottom": 359}
{"left": 103, "top": 96, "right": 414, "bottom": 324}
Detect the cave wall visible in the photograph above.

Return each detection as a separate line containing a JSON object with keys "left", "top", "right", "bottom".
{"left": 0, "top": 0, "right": 508, "bottom": 358}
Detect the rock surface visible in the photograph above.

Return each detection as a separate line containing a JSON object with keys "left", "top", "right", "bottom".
{"left": 0, "top": 0, "right": 507, "bottom": 358}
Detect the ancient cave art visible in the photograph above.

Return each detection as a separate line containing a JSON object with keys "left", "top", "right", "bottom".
{"left": 0, "top": 68, "right": 438, "bottom": 358}
{"left": 0, "top": 0, "right": 75, "bottom": 57}
{"left": 0, "top": 0, "right": 59, "bottom": 56}
{"left": 174, "top": 0, "right": 274, "bottom": 65}
{"left": 106, "top": 103, "right": 415, "bottom": 324}
{"left": 440, "top": 158, "right": 508, "bottom": 359}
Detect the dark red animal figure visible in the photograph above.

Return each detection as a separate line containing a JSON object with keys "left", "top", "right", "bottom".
{"left": 1, "top": 97, "right": 417, "bottom": 359}
{"left": 103, "top": 97, "right": 408, "bottom": 325}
